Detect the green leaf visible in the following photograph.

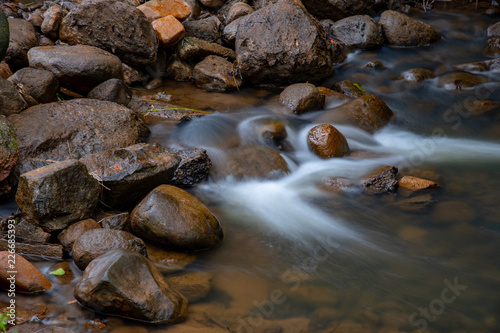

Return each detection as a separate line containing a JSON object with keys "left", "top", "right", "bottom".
{"left": 49, "top": 268, "right": 66, "bottom": 276}
{"left": 353, "top": 83, "right": 365, "bottom": 93}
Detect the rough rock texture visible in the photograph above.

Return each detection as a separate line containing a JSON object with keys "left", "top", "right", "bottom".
{"left": 183, "top": 15, "right": 221, "bottom": 44}
{"left": 80, "top": 143, "right": 180, "bottom": 209}
{"left": 138, "top": 0, "right": 192, "bottom": 21}
{"left": 401, "top": 68, "right": 435, "bottom": 82}
{"left": 58, "top": 219, "right": 101, "bottom": 251}
{"left": 12, "top": 218, "right": 51, "bottom": 244}
{"left": 72, "top": 229, "right": 148, "bottom": 270}
{"left": 8, "top": 98, "right": 150, "bottom": 174}
{"left": 0, "top": 252, "right": 52, "bottom": 293}
{"left": 0, "top": 78, "right": 26, "bottom": 116}
{"left": 28, "top": 45, "right": 124, "bottom": 93}
{"left": 362, "top": 166, "right": 398, "bottom": 194}
{"left": 130, "top": 185, "right": 223, "bottom": 251}
{"left": 59, "top": 0, "right": 158, "bottom": 67}
{"left": 8, "top": 68, "right": 59, "bottom": 104}
{"left": 380, "top": 10, "right": 441, "bottom": 47}
{"left": 15, "top": 160, "right": 101, "bottom": 232}
{"left": 175, "top": 37, "right": 235, "bottom": 62}
{"left": 278, "top": 83, "right": 325, "bottom": 114}
{"left": 87, "top": 78, "right": 132, "bottom": 106}
{"left": 397, "top": 176, "right": 439, "bottom": 197}
{"left": 307, "top": 124, "right": 350, "bottom": 159}
{"left": 437, "top": 72, "right": 489, "bottom": 90}
{"left": 331, "top": 15, "right": 384, "bottom": 50}
{"left": 41, "top": 5, "right": 63, "bottom": 40}
{"left": 0, "top": 239, "right": 63, "bottom": 259}
{"left": 235, "top": 0, "right": 335, "bottom": 87}
{"left": 152, "top": 15, "right": 186, "bottom": 48}
{"left": 193, "top": 55, "right": 242, "bottom": 92}
{"left": 74, "top": 249, "right": 188, "bottom": 323}
{"left": 302, "top": 0, "right": 375, "bottom": 21}
{"left": 168, "top": 148, "right": 212, "bottom": 187}
{"left": 5, "top": 18, "right": 38, "bottom": 70}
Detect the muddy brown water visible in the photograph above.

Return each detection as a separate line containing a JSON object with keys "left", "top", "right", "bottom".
{"left": 2, "top": 6, "right": 500, "bottom": 333}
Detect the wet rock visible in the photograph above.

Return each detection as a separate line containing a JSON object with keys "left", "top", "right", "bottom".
{"left": 303, "top": 0, "right": 375, "bottom": 21}
{"left": 487, "top": 21, "right": 500, "bottom": 38}
{"left": 8, "top": 98, "right": 150, "bottom": 174}
{"left": 146, "top": 242, "right": 196, "bottom": 272}
{"left": 0, "top": 62, "right": 12, "bottom": 79}
{"left": 81, "top": 143, "right": 179, "bottom": 209}
{"left": 60, "top": 0, "right": 158, "bottom": 67}
{"left": 152, "top": 15, "right": 185, "bottom": 48}
{"left": 484, "top": 37, "right": 500, "bottom": 56}
{"left": 0, "top": 252, "right": 52, "bottom": 293}
{"left": 364, "top": 60, "right": 384, "bottom": 69}
{"left": 123, "top": 63, "right": 149, "bottom": 86}
{"left": 211, "top": 145, "right": 289, "bottom": 180}
{"left": 72, "top": 229, "right": 148, "bottom": 270}
{"left": 226, "top": 2, "right": 254, "bottom": 24}
{"left": 47, "top": 261, "right": 74, "bottom": 285}
{"left": 362, "top": 166, "right": 398, "bottom": 194}
{"left": 193, "top": 55, "right": 242, "bottom": 92}
{"left": 166, "top": 272, "right": 212, "bottom": 302}
{"left": 331, "top": 15, "right": 383, "bottom": 50}
{"left": 15, "top": 160, "right": 100, "bottom": 232}
{"left": 98, "top": 212, "right": 130, "bottom": 231}
{"left": 138, "top": 0, "right": 191, "bottom": 22}
{"left": 320, "top": 177, "right": 354, "bottom": 193}
{"left": 453, "top": 58, "right": 500, "bottom": 72}
{"left": 380, "top": 10, "right": 441, "bottom": 47}
{"left": 317, "top": 86, "right": 351, "bottom": 106}
{"left": 258, "top": 120, "right": 288, "bottom": 147}
{"left": 0, "top": 239, "right": 63, "bottom": 259}
{"left": 437, "top": 72, "right": 489, "bottom": 90}
{"left": 235, "top": 0, "right": 335, "bottom": 87}
{"left": 333, "top": 80, "right": 366, "bottom": 98}
{"left": 175, "top": 37, "right": 235, "bottom": 62}
{"left": 307, "top": 124, "right": 350, "bottom": 159}
{"left": 8, "top": 68, "right": 59, "bottom": 104}
{"left": 401, "top": 68, "right": 435, "bottom": 82}
{"left": 40, "top": 5, "right": 63, "bottom": 40}
{"left": 10, "top": 218, "right": 50, "bottom": 244}
{"left": 393, "top": 194, "right": 435, "bottom": 212}
{"left": 131, "top": 185, "right": 223, "bottom": 251}
{"left": 464, "top": 100, "right": 500, "bottom": 116}
{"left": 58, "top": 218, "right": 101, "bottom": 251}
{"left": 397, "top": 175, "right": 439, "bottom": 197}
{"left": 183, "top": 15, "right": 221, "bottom": 44}
{"left": 168, "top": 148, "right": 212, "bottom": 187}
{"left": 0, "top": 78, "right": 27, "bottom": 116}
{"left": 0, "top": 115, "right": 18, "bottom": 195}
{"left": 28, "top": 45, "right": 124, "bottom": 94}
{"left": 278, "top": 83, "right": 325, "bottom": 114}
{"left": 74, "top": 248, "right": 188, "bottom": 323}
{"left": 5, "top": 18, "right": 38, "bottom": 70}
{"left": 87, "top": 78, "right": 132, "bottom": 106}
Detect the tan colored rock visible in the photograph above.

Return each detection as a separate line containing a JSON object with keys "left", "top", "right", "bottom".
{"left": 152, "top": 15, "right": 185, "bottom": 47}
{"left": 397, "top": 175, "right": 439, "bottom": 197}
{"left": 166, "top": 272, "right": 212, "bottom": 302}
{"left": 307, "top": 124, "right": 350, "bottom": 159}
{"left": 0, "top": 252, "right": 52, "bottom": 293}
{"left": 138, "top": 0, "right": 191, "bottom": 21}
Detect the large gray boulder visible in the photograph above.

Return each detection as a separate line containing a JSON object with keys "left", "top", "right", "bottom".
{"left": 15, "top": 159, "right": 101, "bottom": 232}
{"left": 74, "top": 249, "right": 188, "bottom": 323}
{"left": 235, "top": 0, "right": 336, "bottom": 87}
{"left": 331, "top": 15, "right": 384, "bottom": 50}
{"left": 8, "top": 99, "right": 150, "bottom": 174}
{"left": 59, "top": 0, "right": 158, "bottom": 67}
{"left": 28, "top": 45, "right": 123, "bottom": 93}
{"left": 380, "top": 10, "right": 441, "bottom": 47}
{"left": 302, "top": 0, "right": 376, "bottom": 21}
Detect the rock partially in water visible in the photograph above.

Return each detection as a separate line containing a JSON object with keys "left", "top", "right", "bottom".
{"left": 183, "top": 15, "right": 221, "bottom": 44}
{"left": 278, "top": 83, "right": 325, "bottom": 114}
{"left": 0, "top": 252, "right": 52, "bottom": 293}
{"left": 131, "top": 185, "right": 223, "bottom": 251}
{"left": 401, "top": 68, "right": 435, "bottom": 82}
{"left": 317, "top": 86, "right": 352, "bottom": 106}
{"left": 380, "top": 10, "right": 441, "bottom": 47}
{"left": 464, "top": 100, "right": 500, "bottom": 116}
{"left": 8, "top": 98, "right": 150, "bottom": 174}
{"left": 60, "top": 0, "right": 158, "bottom": 67}
{"left": 28, "top": 45, "right": 123, "bottom": 94}
{"left": 166, "top": 272, "right": 212, "bottom": 302}
{"left": 453, "top": 58, "right": 500, "bottom": 72}
{"left": 81, "top": 143, "right": 180, "bottom": 210}
{"left": 152, "top": 15, "right": 185, "bottom": 48}
{"left": 484, "top": 37, "right": 500, "bottom": 57}
{"left": 8, "top": 68, "right": 59, "bottom": 104}
{"left": 0, "top": 78, "right": 27, "bottom": 116}
{"left": 235, "top": 0, "right": 335, "bottom": 87}
{"left": 87, "top": 78, "right": 132, "bottom": 106}
{"left": 332, "top": 80, "right": 366, "bottom": 98}
{"left": 47, "top": 261, "right": 75, "bottom": 285}
{"left": 168, "top": 148, "right": 212, "bottom": 187}
{"left": 0, "top": 115, "right": 18, "bottom": 195}
{"left": 72, "top": 228, "right": 148, "bottom": 270}
{"left": 397, "top": 175, "right": 439, "bottom": 197}
{"left": 193, "top": 55, "right": 242, "bottom": 92}
{"left": 362, "top": 166, "right": 398, "bottom": 194}
{"left": 40, "top": 5, "right": 63, "bottom": 40}
{"left": 320, "top": 177, "right": 354, "bottom": 193}
{"left": 307, "top": 124, "right": 350, "bottom": 159}
{"left": 303, "top": 0, "right": 375, "bottom": 21}
{"left": 58, "top": 218, "right": 101, "bottom": 251}
{"left": 331, "top": 15, "right": 384, "bottom": 50}
{"left": 5, "top": 18, "right": 38, "bottom": 70}
{"left": 74, "top": 248, "right": 188, "bottom": 323}
{"left": 16, "top": 160, "right": 100, "bottom": 232}
{"left": 146, "top": 242, "right": 196, "bottom": 272}
{"left": 437, "top": 72, "right": 489, "bottom": 90}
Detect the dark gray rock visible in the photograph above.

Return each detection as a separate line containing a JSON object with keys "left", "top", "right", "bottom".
{"left": 87, "top": 78, "right": 132, "bottom": 106}
{"left": 278, "top": 83, "right": 325, "bottom": 114}
{"left": 8, "top": 68, "right": 59, "bottom": 104}
{"left": 183, "top": 15, "right": 221, "bottom": 44}
{"left": 331, "top": 15, "right": 383, "bottom": 50}
{"left": 5, "top": 18, "right": 38, "bottom": 70}
{"left": 0, "top": 78, "right": 27, "bottom": 116}
{"left": 168, "top": 148, "right": 212, "bottom": 187}
{"left": 193, "top": 55, "right": 242, "bottom": 92}
{"left": 380, "top": 10, "right": 441, "bottom": 47}
{"left": 362, "top": 166, "right": 398, "bottom": 194}
{"left": 303, "top": 0, "right": 376, "bottom": 21}
{"left": 58, "top": 219, "right": 101, "bottom": 251}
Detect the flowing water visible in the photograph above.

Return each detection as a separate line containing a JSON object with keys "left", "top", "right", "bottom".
{"left": 2, "top": 6, "right": 500, "bottom": 333}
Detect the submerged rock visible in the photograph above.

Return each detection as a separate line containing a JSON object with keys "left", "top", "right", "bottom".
{"left": 278, "top": 83, "right": 325, "bottom": 114}
{"left": 74, "top": 249, "right": 188, "bottom": 323}
{"left": 453, "top": 58, "right": 500, "bottom": 72}
{"left": 331, "top": 15, "right": 384, "bottom": 50}
{"left": 333, "top": 80, "right": 366, "bottom": 98}
{"left": 362, "top": 166, "right": 398, "bottom": 194}
{"left": 8, "top": 68, "right": 59, "bottom": 104}
{"left": 401, "top": 68, "right": 435, "bottom": 82}
{"left": 380, "top": 10, "right": 441, "bottom": 47}
{"left": 0, "top": 252, "right": 52, "bottom": 293}
{"left": 307, "top": 124, "right": 350, "bottom": 159}
{"left": 437, "top": 72, "right": 489, "bottom": 90}
{"left": 15, "top": 160, "right": 100, "bottom": 232}
{"left": 131, "top": 185, "right": 223, "bottom": 251}
{"left": 166, "top": 272, "right": 212, "bottom": 302}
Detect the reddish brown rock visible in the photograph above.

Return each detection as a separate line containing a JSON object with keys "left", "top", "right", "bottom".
{"left": 152, "top": 15, "right": 185, "bottom": 48}
{"left": 0, "top": 252, "right": 52, "bottom": 293}
{"left": 307, "top": 124, "right": 350, "bottom": 159}
{"left": 397, "top": 176, "right": 439, "bottom": 197}
{"left": 279, "top": 83, "right": 325, "bottom": 114}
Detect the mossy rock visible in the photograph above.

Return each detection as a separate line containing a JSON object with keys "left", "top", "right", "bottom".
{"left": 0, "top": 10, "right": 9, "bottom": 62}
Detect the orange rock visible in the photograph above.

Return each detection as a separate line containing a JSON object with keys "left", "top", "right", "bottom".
{"left": 307, "top": 124, "right": 350, "bottom": 159}
{"left": 138, "top": 0, "right": 191, "bottom": 22}
{"left": 152, "top": 15, "right": 186, "bottom": 48}
{"left": 398, "top": 175, "right": 439, "bottom": 197}
{"left": 0, "top": 252, "right": 52, "bottom": 293}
